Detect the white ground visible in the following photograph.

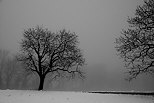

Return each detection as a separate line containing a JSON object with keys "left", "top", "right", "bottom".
{"left": 0, "top": 90, "right": 154, "bottom": 103}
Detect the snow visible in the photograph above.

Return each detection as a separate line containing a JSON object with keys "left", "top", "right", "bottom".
{"left": 0, "top": 90, "right": 153, "bottom": 103}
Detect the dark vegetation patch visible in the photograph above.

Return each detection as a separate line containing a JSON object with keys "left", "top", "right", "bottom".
{"left": 88, "top": 91, "right": 154, "bottom": 96}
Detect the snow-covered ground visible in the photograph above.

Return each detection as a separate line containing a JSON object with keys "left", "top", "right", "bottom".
{"left": 0, "top": 90, "right": 153, "bottom": 103}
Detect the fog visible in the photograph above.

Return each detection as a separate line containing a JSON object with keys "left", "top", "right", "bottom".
{"left": 0, "top": 0, "right": 154, "bottom": 91}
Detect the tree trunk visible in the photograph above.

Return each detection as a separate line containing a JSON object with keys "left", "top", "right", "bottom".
{"left": 38, "top": 75, "right": 45, "bottom": 90}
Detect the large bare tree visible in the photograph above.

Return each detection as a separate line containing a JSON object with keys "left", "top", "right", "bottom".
{"left": 18, "top": 26, "right": 85, "bottom": 90}
{"left": 116, "top": 0, "right": 154, "bottom": 80}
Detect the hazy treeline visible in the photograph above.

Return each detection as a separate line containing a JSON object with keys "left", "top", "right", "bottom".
{"left": 0, "top": 49, "right": 38, "bottom": 90}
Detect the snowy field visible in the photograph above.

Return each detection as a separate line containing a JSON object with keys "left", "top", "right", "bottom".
{"left": 0, "top": 90, "right": 154, "bottom": 103}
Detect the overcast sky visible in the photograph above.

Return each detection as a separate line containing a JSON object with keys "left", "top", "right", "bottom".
{"left": 1, "top": 0, "right": 154, "bottom": 91}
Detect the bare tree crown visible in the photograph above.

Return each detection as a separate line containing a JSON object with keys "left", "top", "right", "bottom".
{"left": 116, "top": 0, "right": 154, "bottom": 80}
{"left": 17, "top": 26, "right": 85, "bottom": 90}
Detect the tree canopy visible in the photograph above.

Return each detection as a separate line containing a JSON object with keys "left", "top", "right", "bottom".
{"left": 116, "top": 0, "right": 154, "bottom": 80}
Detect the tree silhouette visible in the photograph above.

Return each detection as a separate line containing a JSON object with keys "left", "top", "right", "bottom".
{"left": 18, "top": 26, "right": 85, "bottom": 90}
{"left": 116, "top": 0, "right": 154, "bottom": 80}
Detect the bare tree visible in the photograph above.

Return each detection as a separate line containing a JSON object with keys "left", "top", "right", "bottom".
{"left": 116, "top": 0, "right": 154, "bottom": 81}
{"left": 0, "top": 50, "right": 9, "bottom": 88}
{"left": 4, "top": 56, "right": 25, "bottom": 89}
{"left": 17, "top": 26, "right": 85, "bottom": 90}
{"left": 0, "top": 50, "right": 30, "bottom": 89}
{"left": 5, "top": 57, "right": 16, "bottom": 89}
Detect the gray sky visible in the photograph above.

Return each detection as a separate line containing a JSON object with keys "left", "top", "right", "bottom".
{"left": 1, "top": 0, "right": 154, "bottom": 91}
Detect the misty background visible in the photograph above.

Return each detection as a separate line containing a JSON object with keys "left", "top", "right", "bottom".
{"left": 0, "top": 0, "right": 154, "bottom": 91}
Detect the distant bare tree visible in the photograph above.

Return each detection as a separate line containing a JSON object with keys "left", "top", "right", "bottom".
{"left": 116, "top": 0, "right": 154, "bottom": 80}
{"left": 0, "top": 50, "right": 31, "bottom": 89}
{"left": 0, "top": 50, "right": 9, "bottom": 88}
{"left": 18, "top": 26, "right": 85, "bottom": 90}
{"left": 5, "top": 57, "right": 16, "bottom": 88}
{"left": 4, "top": 56, "right": 25, "bottom": 89}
